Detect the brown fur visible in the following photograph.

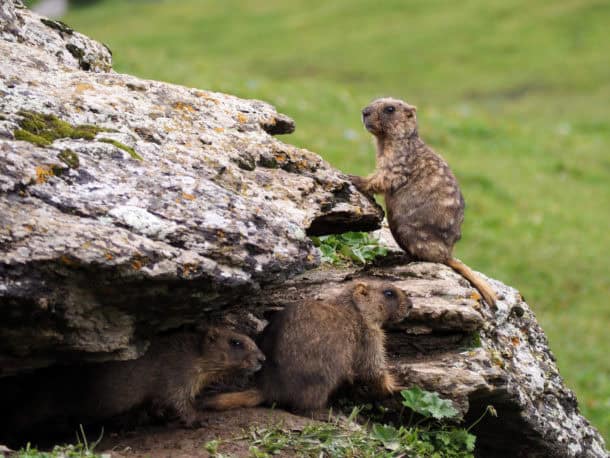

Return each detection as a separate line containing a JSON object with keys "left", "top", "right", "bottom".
{"left": 350, "top": 97, "right": 497, "bottom": 307}
{"left": 10, "top": 327, "right": 265, "bottom": 431}
{"left": 203, "top": 280, "right": 412, "bottom": 412}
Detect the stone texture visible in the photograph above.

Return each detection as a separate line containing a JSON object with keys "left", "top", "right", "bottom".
{"left": 0, "top": 1, "right": 382, "bottom": 374}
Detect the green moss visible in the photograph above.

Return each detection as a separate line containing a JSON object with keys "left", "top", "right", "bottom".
{"left": 14, "top": 128, "right": 52, "bottom": 147}
{"left": 40, "top": 18, "right": 74, "bottom": 35}
{"left": 99, "top": 138, "right": 143, "bottom": 161}
{"left": 14, "top": 111, "right": 109, "bottom": 147}
{"left": 463, "top": 331, "right": 482, "bottom": 349}
{"left": 71, "top": 124, "right": 105, "bottom": 140}
{"left": 65, "top": 43, "right": 92, "bottom": 71}
{"left": 65, "top": 43, "right": 85, "bottom": 59}
{"left": 57, "top": 149, "right": 80, "bottom": 168}
{"left": 256, "top": 154, "right": 278, "bottom": 168}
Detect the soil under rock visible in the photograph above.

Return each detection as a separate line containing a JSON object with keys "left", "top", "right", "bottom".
{"left": 98, "top": 408, "right": 322, "bottom": 458}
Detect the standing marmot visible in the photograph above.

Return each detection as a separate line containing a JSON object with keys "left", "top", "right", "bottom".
{"left": 202, "top": 280, "right": 412, "bottom": 412}
{"left": 350, "top": 97, "right": 497, "bottom": 307}
{"left": 7, "top": 327, "right": 265, "bottom": 435}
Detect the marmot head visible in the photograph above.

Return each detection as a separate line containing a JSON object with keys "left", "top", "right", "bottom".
{"left": 201, "top": 327, "right": 266, "bottom": 374}
{"left": 348, "top": 280, "right": 412, "bottom": 325}
{"left": 362, "top": 97, "right": 418, "bottom": 140}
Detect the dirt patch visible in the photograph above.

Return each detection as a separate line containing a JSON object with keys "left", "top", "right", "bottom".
{"left": 99, "top": 408, "right": 322, "bottom": 458}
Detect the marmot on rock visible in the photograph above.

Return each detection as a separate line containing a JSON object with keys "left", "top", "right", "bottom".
{"left": 202, "top": 280, "right": 412, "bottom": 412}
{"left": 350, "top": 97, "right": 497, "bottom": 307}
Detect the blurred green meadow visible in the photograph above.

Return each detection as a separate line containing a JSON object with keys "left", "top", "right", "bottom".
{"left": 52, "top": 0, "right": 609, "bottom": 441}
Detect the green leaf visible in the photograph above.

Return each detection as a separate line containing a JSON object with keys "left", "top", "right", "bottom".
{"left": 401, "top": 387, "right": 459, "bottom": 420}
{"left": 311, "top": 231, "right": 389, "bottom": 266}
{"left": 371, "top": 424, "right": 400, "bottom": 450}
{"left": 447, "top": 429, "right": 477, "bottom": 452}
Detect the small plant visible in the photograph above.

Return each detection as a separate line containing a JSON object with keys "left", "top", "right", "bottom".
{"left": 401, "top": 386, "right": 459, "bottom": 421}
{"left": 16, "top": 443, "right": 105, "bottom": 458}
{"left": 15, "top": 425, "right": 106, "bottom": 458}
{"left": 310, "top": 231, "right": 388, "bottom": 265}
{"left": 204, "top": 439, "right": 231, "bottom": 458}
{"left": 239, "top": 388, "right": 495, "bottom": 457}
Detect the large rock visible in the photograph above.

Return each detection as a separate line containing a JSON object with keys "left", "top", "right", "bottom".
{"left": 250, "top": 251, "right": 607, "bottom": 457}
{"left": 0, "top": 2, "right": 606, "bottom": 457}
{"left": 0, "top": 0, "right": 382, "bottom": 374}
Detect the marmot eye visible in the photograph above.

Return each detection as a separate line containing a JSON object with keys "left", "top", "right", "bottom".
{"left": 384, "top": 106, "right": 396, "bottom": 114}
{"left": 230, "top": 338, "right": 243, "bottom": 348}
{"left": 383, "top": 289, "right": 395, "bottom": 298}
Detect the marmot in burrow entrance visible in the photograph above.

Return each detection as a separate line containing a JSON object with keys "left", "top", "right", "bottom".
{"left": 203, "top": 280, "right": 412, "bottom": 412}
{"left": 350, "top": 97, "right": 497, "bottom": 307}
{"left": 10, "top": 327, "right": 265, "bottom": 433}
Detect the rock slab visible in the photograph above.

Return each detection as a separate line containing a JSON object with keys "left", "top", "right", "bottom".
{"left": 0, "top": 0, "right": 382, "bottom": 373}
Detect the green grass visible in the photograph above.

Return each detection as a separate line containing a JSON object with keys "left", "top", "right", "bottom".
{"left": 58, "top": 0, "right": 610, "bottom": 443}
{"left": 215, "top": 388, "right": 480, "bottom": 457}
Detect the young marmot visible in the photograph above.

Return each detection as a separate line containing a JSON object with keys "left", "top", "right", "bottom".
{"left": 350, "top": 97, "right": 497, "bottom": 307}
{"left": 9, "top": 327, "right": 265, "bottom": 433}
{"left": 202, "top": 280, "right": 412, "bottom": 412}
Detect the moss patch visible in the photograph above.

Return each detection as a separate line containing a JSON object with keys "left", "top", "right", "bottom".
{"left": 65, "top": 43, "right": 91, "bottom": 71}
{"left": 99, "top": 138, "right": 143, "bottom": 161}
{"left": 40, "top": 18, "right": 74, "bottom": 35}
{"left": 14, "top": 111, "right": 109, "bottom": 146}
{"left": 15, "top": 128, "right": 52, "bottom": 147}
{"left": 57, "top": 149, "right": 80, "bottom": 168}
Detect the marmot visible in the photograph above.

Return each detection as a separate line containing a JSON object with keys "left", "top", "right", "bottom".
{"left": 350, "top": 97, "right": 497, "bottom": 307}
{"left": 8, "top": 327, "right": 265, "bottom": 433}
{"left": 202, "top": 280, "right": 412, "bottom": 412}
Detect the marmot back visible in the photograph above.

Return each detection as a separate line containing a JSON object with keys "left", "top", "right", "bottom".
{"left": 351, "top": 97, "right": 497, "bottom": 307}
{"left": 203, "top": 280, "right": 412, "bottom": 412}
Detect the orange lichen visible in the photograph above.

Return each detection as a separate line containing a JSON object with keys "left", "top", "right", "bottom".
{"left": 181, "top": 263, "right": 198, "bottom": 277}
{"left": 182, "top": 192, "right": 196, "bottom": 201}
{"left": 172, "top": 101, "right": 196, "bottom": 112}
{"left": 74, "top": 83, "right": 94, "bottom": 93}
{"left": 194, "top": 91, "right": 220, "bottom": 104}
{"left": 236, "top": 113, "right": 248, "bottom": 123}
{"left": 214, "top": 127, "right": 224, "bottom": 133}
{"left": 35, "top": 166, "right": 54, "bottom": 184}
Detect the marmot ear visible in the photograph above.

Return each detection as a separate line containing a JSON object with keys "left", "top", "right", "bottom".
{"left": 351, "top": 282, "right": 369, "bottom": 311}
{"left": 354, "top": 282, "right": 369, "bottom": 296}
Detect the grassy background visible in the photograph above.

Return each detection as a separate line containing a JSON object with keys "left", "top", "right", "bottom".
{"left": 48, "top": 0, "right": 610, "bottom": 442}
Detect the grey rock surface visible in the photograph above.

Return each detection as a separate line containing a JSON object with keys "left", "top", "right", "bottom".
{"left": 0, "top": 0, "right": 382, "bottom": 373}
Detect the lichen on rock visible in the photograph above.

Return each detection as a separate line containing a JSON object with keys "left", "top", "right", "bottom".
{"left": 0, "top": 0, "right": 382, "bottom": 374}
